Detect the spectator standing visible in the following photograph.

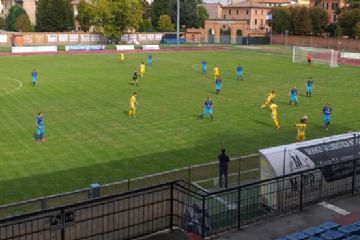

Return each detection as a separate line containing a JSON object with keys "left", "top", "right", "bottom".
{"left": 218, "top": 148, "right": 230, "bottom": 188}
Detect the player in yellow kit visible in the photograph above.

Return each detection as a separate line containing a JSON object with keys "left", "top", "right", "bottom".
{"left": 120, "top": 53, "right": 125, "bottom": 63}
{"left": 128, "top": 92, "right": 138, "bottom": 117}
{"left": 261, "top": 90, "right": 276, "bottom": 109}
{"left": 140, "top": 62, "right": 145, "bottom": 77}
{"left": 213, "top": 66, "right": 219, "bottom": 80}
{"left": 269, "top": 100, "right": 280, "bottom": 129}
{"left": 294, "top": 119, "right": 307, "bottom": 142}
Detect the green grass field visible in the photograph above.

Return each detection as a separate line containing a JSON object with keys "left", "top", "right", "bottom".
{"left": 0, "top": 48, "right": 359, "bottom": 205}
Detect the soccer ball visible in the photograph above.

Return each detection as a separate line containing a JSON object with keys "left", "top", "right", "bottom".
{"left": 302, "top": 115, "right": 309, "bottom": 120}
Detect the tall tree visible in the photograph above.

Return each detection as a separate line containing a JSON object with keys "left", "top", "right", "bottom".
{"left": 271, "top": 7, "right": 291, "bottom": 34}
{"left": 36, "top": 0, "right": 74, "bottom": 32}
{"left": 5, "top": 5, "right": 27, "bottom": 31}
{"left": 170, "top": 0, "right": 200, "bottom": 28}
{"left": 151, "top": 0, "right": 170, "bottom": 28}
{"left": 198, "top": 6, "right": 208, "bottom": 28}
{"left": 15, "top": 14, "right": 33, "bottom": 32}
{"left": 289, "top": 6, "right": 312, "bottom": 35}
{"left": 338, "top": 8, "right": 360, "bottom": 37}
{"left": 0, "top": 17, "right": 5, "bottom": 30}
{"left": 310, "top": 7, "right": 328, "bottom": 35}
{"left": 354, "top": 22, "right": 360, "bottom": 38}
{"left": 91, "top": 0, "right": 143, "bottom": 40}
{"left": 157, "top": 14, "right": 174, "bottom": 31}
{"left": 76, "top": 0, "right": 92, "bottom": 32}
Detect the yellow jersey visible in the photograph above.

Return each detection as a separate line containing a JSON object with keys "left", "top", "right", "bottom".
{"left": 140, "top": 64, "right": 145, "bottom": 73}
{"left": 295, "top": 123, "right": 307, "bottom": 135}
{"left": 267, "top": 93, "right": 275, "bottom": 101}
{"left": 130, "top": 96, "right": 136, "bottom": 108}
{"left": 213, "top": 67, "right": 219, "bottom": 76}
{"left": 269, "top": 103, "right": 278, "bottom": 114}
{"left": 120, "top": 53, "right": 124, "bottom": 60}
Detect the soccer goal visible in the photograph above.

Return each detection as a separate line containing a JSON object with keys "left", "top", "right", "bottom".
{"left": 292, "top": 46, "right": 339, "bottom": 67}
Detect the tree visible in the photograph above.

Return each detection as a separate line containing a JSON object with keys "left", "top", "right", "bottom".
{"left": 157, "top": 14, "right": 174, "bottom": 31}
{"left": 290, "top": 6, "right": 312, "bottom": 35}
{"left": 170, "top": 0, "right": 200, "bottom": 28}
{"left": 5, "top": 5, "right": 27, "bottom": 31}
{"left": 353, "top": 22, "right": 360, "bottom": 38}
{"left": 338, "top": 8, "right": 360, "bottom": 37}
{"left": 141, "top": 0, "right": 152, "bottom": 20}
{"left": 91, "top": 0, "right": 143, "bottom": 40}
{"left": 310, "top": 7, "right": 328, "bottom": 35}
{"left": 36, "top": 0, "right": 74, "bottom": 32}
{"left": 139, "top": 19, "right": 154, "bottom": 32}
{"left": 271, "top": 7, "right": 291, "bottom": 34}
{"left": 151, "top": 0, "right": 170, "bottom": 28}
{"left": 198, "top": 6, "right": 208, "bottom": 28}
{"left": 15, "top": 14, "right": 33, "bottom": 32}
{"left": 0, "top": 17, "right": 5, "bottom": 30}
{"left": 76, "top": 0, "right": 92, "bottom": 32}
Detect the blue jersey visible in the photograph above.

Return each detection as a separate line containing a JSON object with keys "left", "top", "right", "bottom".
{"left": 32, "top": 71, "right": 38, "bottom": 78}
{"left": 307, "top": 80, "right": 313, "bottom": 87}
{"left": 204, "top": 100, "right": 213, "bottom": 110}
{"left": 215, "top": 79, "right": 222, "bottom": 86}
{"left": 148, "top": 55, "right": 152, "bottom": 60}
{"left": 323, "top": 106, "right": 332, "bottom": 115}
{"left": 202, "top": 61, "right": 207, "bottom": 67}
{"left": 290, "top": 88, "right": 298, "bottom": 96}
{"left": 237, "top": 66, "right": 243, "bottom": 73}
{"left": 36, "top": 116, "right": 43, "bottom": 128}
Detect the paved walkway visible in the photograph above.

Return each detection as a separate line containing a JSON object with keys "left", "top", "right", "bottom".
{"left": 213, "top": 195, "right": 360, "bottom": 240}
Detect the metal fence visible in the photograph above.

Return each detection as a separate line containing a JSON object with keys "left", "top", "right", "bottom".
{"left": 0, "top": 154, "right": 259, "bottom": 220}
{"left": 0, "top": 158, "right": 358, "bottom": 239}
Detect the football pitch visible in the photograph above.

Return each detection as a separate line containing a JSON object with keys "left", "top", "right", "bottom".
{"left": 0, "top": 47, "right": 359, "bottom": 205}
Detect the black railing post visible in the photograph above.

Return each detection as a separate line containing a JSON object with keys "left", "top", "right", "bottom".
{"left": 201, "top": 196, "right": 206, "bottom": 239}
{"left": 237, "top": 187, "right": 241, "bottom": 230}
{"left": 170, "top": 182, "right": 174, "bottom": 230}
{"left": 352, "top": 159, "right": 356, "bottom": 196}
{"left": 300, "top": 173, "right": 304, "bottom": 211}
{"left": 61, "top": 208, "right": 65, "bottom": 240}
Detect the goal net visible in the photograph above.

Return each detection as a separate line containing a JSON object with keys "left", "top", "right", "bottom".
{"left": 292, "top": 46, "right": 339, "bottom": 68}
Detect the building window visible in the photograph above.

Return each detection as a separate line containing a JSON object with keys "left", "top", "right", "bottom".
{"left": 261, "top": 19, "right": 263, "bottom": 26}
{"left": 255, "top": 19, "right": 257, "bottom": 25}
{"left": 246, "top": 9, "right": 249, "bottom": 15}
{"left": 229, "top": 9, "right": 231, "bottom": 15}
{"left": 255, "top": 10, "right": 257, "bottom": 15}
{"left": 236, "top": 9, "right": 239, "bottom": 15}
{"left": 333, "top": 15, "right": 336, "bottom": 21}
{"left": 261, "top": 10, "right": 263, "bottom": 15}
{"left": 224, "top": 15, "right": 226, "bottom": 19}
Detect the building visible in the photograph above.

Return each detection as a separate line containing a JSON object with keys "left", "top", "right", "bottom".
{"left": 0, "top": 0, "right": 79, "bottom": 26}
{"left": 203, "top": 1, "right": 271, "bottom": 44}
{"left": 199, "top": 3, "right": 222, "bottom": 19}
{"left": 309, "top": 0, "right": 346, "bottom": 23}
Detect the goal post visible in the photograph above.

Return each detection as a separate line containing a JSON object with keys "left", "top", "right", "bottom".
{"left": 292, "top": 46, "right": 339, "bottom": 68}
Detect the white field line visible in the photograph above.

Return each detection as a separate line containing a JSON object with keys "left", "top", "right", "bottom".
{"left": 192, "top": 181, "right": 237, "bottom": 210}
{"left": 194, "top": 168, "right": 259, "bottom": 184}
{"left": 318, "top": 201, "right": 350, "bottom": 216}
{"left": 0, "top": 78, "right": 23, "bottom": 96}
{"left": 102, "top": 153, "right": 259, "bottom": 187}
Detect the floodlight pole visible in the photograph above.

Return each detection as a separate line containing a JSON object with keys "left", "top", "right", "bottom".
{"left": 176, "top": 0, "right": 180, "bottom": 46}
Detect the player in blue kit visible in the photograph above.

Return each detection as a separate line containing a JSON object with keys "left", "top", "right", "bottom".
{"left": 215, "top": 77, "right": 222, "bottom": 94}
{"left": 199, "top": 96, "right": 213, "bottom": 120}
{"left": 289, "top": 86, "right": 298, "bottom": 106}
{"left": 148, "top": 54, "right": 153, "bottom": 66}
{"left": 323, "top": 103, "right": 332, "bottom": 130}
{"left": 35, "top": 112, "right": 45, "bottom": 143}
{"left": 201, "top": 60, "right": 207, "bottom": 74}
{"left": 32, "top": 69, "right": 38, "bottom": 86}
{"left": 236, "top": 65, "right": 244, "bottom": 81}
{"left": 306, "top": 77, "right": 313, "bottom": 97}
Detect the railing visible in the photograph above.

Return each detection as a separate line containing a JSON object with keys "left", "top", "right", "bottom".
{"left": 0, "top": 154, "right": 259, "bottom": 220}
{"left": 0, "top": 158, "right": 358, "bottom": 239}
